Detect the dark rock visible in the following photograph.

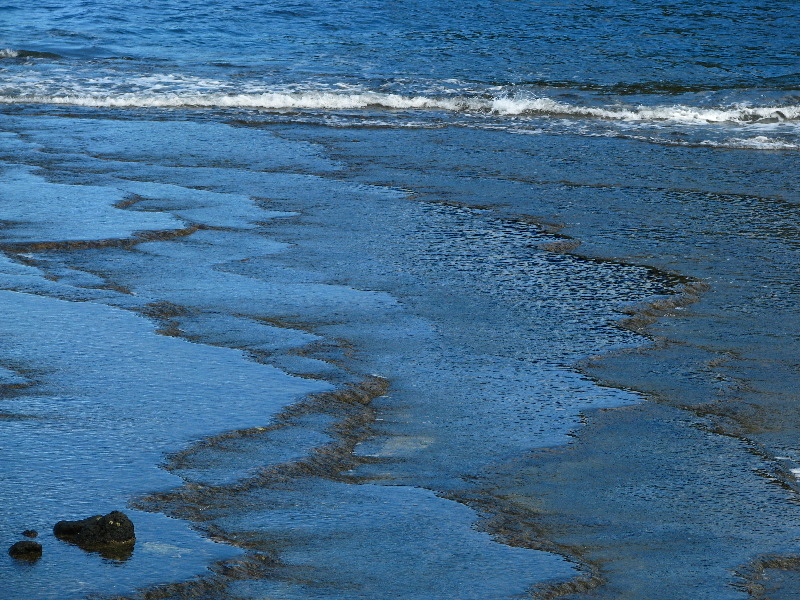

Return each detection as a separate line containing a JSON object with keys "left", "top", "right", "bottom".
{"left": 54, "top": 516, "right": 94, "bottom": 538}
{"left": 75, "top": 511, "right": 135, "bottom": 548}
{"left": 21, "top": 530, "right": 37, "bottom": 538}
{"left": 54, "top": 510, "right": 135, "bottom": 551}
{"left": 8, "top": 540, "right": 42, "bottom": 561}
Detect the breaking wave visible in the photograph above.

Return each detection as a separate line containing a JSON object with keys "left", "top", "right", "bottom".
{"left": 0, "top": 48, "right": 63, "bottom": 59}
{"left": 596, "top": 132, "right": 800, "bottom": 151}
{"left": 0, "top": 89, "right": 798, "bottom": 125}
{"left": 700, "top": 136, "right": 800, "bottom": 150}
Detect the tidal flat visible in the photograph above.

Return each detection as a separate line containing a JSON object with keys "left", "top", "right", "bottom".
{"left": 1, "top": 111, "right": 797, "bottom": 599}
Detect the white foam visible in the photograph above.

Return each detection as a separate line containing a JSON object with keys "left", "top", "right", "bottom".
{"left": 603, "top": 132, "right": 800, "bottom": 151}
{"left": 0, "top": 91, "right": 475, "bottom": 112}
{"left": 490, "top": 96, "right": 800, "bottom": 123}
{"left": 0, "top": 48, "right": 20, "bottom": 58}
{"left": 709, "top": 136, "right": 800, "bottom": 150}
{"left": 0, "top": 86, "right": 797, "bottom": 127}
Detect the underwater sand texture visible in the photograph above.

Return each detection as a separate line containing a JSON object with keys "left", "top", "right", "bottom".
{"left": 1, "top": 78, "right": 799, "bottom": 600}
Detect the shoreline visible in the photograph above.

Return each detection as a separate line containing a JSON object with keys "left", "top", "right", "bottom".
{"left": 2, "top": 107, "right": 799, "bottom": 599}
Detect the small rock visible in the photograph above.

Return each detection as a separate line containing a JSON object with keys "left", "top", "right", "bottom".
{"left": 8, "top": 540, "right": 42, "bottom": 561}
{"left": 54, "top": 511, "right": 135, "bottom": 552}
{"left": 21, "top": 530, "right": 38, "bottom": 538}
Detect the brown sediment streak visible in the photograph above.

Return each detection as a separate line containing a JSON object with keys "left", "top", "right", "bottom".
{"left": 453, "top": 215, "right": 712, "bottom": 597}
{"left": 113, "top": 194, "right": 151, "bottom": 209}
{"left": 735, "top": 554, "right": 800, "bottom": 599}
{"left": 137, "top": 301, "right": 196, "bottom": 337}
{"left": 0, "top": 367, "right": 45, "bottom": 420}
{"left": 494, "top": 212, "right": 800, "bottom": 597}
{"left": 446, "top": 490, "right": 606, "bottom": 599}
{"left": 244, "top": 315, "right": 360, "bottom": 381}
{"left": 0, "top": 412, "right": 40, "bottom": 420}
{"left": 166, "top": 375, "right": 386, "bottom": 460}
{"left": 505, "top": 212, "right": 568, "bottom": 236}
{"left": 529, "top": 574, "right": 606, "bottom": 599}
{"left": 117, "top": 377, "right": 389, "bottom": 599}
{"left": 415, "top": 195, "right": 584, "bottom": 252}
{"left": 616, "top": 279, "right": 711, "bottom": 336}
{"left": 133, "top": 375, "right": 388, "bottom": 515}
{"left": 137, "top": 303, "right": 356, "bottom": 380}
{"left": 419, "top": 195, "right": 569, "bottom": 236}
{"left": 499, "top": 212, "right": 582, "bottom": 251}
{"left": 113, "top": 198, "right": 143, "bottom": 210}
{"left": 0, "top": 364, "right": 40, "bottom": 395}
{"left": 102, "top": 553, "right": 285, "bottom": 600}
{"left": 0, "top": 224, "right": 202, "bottom": 253}
{"left": 538, "top": 239, "right": 582, "bottom": 252}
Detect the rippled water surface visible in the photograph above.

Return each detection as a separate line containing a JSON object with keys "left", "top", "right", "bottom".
{"left": 1, "top": 2, "right": 799, "bottom": 599}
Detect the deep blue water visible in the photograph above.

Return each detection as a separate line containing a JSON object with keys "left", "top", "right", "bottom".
{"left": 2, "top": 0, "right": 799, "bottom": 146}
{"left": 1, "top": 2, "right": 800, "bottom": 599}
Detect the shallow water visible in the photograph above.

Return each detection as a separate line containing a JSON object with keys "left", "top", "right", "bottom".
{"left": 1, "top": 2, "right": 799, "bottom": 599}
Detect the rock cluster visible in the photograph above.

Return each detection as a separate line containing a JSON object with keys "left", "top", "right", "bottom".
{"left": 8, "top": 511, "right": 135, "bottom": 562}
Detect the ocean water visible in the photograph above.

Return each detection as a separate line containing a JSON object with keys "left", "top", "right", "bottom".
{"left": 1, "top": 1, "right": 799, "bottom": 599}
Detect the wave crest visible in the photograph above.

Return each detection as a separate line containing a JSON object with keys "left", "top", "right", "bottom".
{"left": 0, "top": 89, "right": 797, "bottom": 125}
